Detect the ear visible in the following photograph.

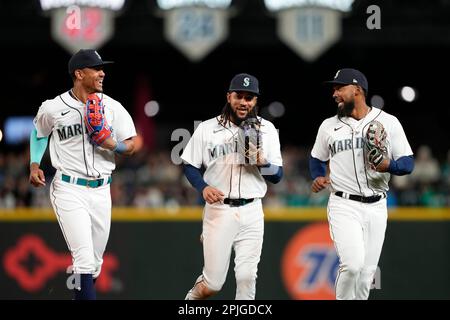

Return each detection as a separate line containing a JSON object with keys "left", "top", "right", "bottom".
{"left": 355, "top": 85, "right": 364, "bottom": 96}
{"left": 75, "top": 70, "right": 83, "bottom": 80}
{"left": 226, "top": 92, "right": 231, "bottom": 102}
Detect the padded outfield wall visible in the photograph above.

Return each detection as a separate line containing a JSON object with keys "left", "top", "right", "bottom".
{"left": 0, "top": 207, "right": 449, "bottom": 299}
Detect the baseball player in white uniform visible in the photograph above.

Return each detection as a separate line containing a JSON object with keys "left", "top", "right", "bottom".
{"left": 310, "top": 68, "right": 414, "bottom": 300}
{"left": 29, "top": 49, "right": 137, "bottom": 300}
{"left": 181, "top": 73, "right": 283, "bottom": 300}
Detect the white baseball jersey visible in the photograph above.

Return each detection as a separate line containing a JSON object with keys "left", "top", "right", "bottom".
{"left": 311, "top": 107, "right": 413, "bottom": 196}
{"left": 181, "top": 116, "right": 282, "bottom": 199}
{"left": 34, "top": 91, "right": 136, "bottom": 178}
{"left": 33, "top": 90, "right": 136, "bottom": 278}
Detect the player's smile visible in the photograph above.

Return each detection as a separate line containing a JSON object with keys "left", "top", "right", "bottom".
{"left": 333, "top": 86, "right": 345, "bottom": 106}
{"left": 96, "top": 78, "right": 104, "bottom": 91}
{"left": 236, "top": 106, "right": 249, "bottom": 118}
{"left": 335, "top": 99, "right": 344, "bottom": 108}
{"left": 93, "top": 69, "right": 105, "bottom": 92}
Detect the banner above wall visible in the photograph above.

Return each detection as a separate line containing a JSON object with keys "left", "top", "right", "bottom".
{"left": 156, "top": 0, "right": 232, "bottom": 62}
{"left": 264, "top": 0, "right": 354, "bottom": 62}
{"left": 39, "top": 0, "right": 125, "bottom": 53}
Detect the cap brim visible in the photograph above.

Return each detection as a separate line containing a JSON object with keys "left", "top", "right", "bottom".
{"left": 91, "top": 61, "right": 114, "bottom": 67}
{"left": 323, "top": 80, "right": 351, "bottom": 86}
{"left": 80, "top": 61, "right": 114, "bottom": 71}
{"left": 68, "top": 61, "right": 115, "bottom": 74}
{"left": 228, "top": 89, "right": 259, "bottom": 95}
{"left": 323, "top": 80, "right": 368, "bottom": 94}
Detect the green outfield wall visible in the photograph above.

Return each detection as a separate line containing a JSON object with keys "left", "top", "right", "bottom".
{"left": 0, "top": 207, "right": 449, "bottom": 299}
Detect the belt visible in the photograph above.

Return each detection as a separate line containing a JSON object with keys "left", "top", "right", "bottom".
{"left": 61, "top": 174, "right": 112, "bottom": 188}
{"left": 224, "top": 198, "right": 254, "bottom": 207}
{"left": 334, "top": 191, "right": 385, "bottom": 204}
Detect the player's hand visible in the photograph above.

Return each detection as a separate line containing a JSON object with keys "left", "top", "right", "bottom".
{"left": 311, "top": 176, "right": 330, "bottom": 193}
{"left": 373, "top": 158, "right": 390, "bottom": 172}
{"left": 29, "top": 163, "right": 46, "bottom": 187}
{"left": 247, "top": 142, "right": 267, "bottom": 166}
{"left": 255, "top": 145, "right": 268, "bottom": 167}
{"left": 85, "top": 94, "right": 112, "bottom": 146}
{"left": 202, "top": 186, "right": 225, "bottom": 204}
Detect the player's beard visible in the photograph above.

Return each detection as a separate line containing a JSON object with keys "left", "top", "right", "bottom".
{"left": 231, "top": 105, "right": 257, "bottom": 125}
{"left": 220, "top": 103, "right": 258, "bottom": 127}
{"left": 337, "top": 100, "right": 355, "bottom": 118}
{"left": 231, "top": 108, "right": 246, "bottom": 125}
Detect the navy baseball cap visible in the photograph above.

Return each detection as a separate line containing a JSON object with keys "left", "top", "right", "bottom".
{"left": 68, "top": 49, "right": 114, "bottom": 74}
{"left": 228, "top": 73, "right": 260, "bottom": 95}
{"left": 325, "top": 68, "right": 368, "bottom": 94}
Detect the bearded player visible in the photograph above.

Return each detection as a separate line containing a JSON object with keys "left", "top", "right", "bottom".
{"left": 309, "top": 68, "right": 414, "bottom": 300}
{"left": 181, "top": 73, "right": 283, "bottom": 300}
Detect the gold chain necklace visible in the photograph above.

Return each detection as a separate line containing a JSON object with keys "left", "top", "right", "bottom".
{"left": 70, "top": 89, "right": 83, "bottom": 104}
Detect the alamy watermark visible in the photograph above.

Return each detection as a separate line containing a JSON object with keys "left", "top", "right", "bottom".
{"left": 170, "top": 120, "right": 279, "bottom": 175}
{"left": 366, "top": 5, "right": 381, "bottom": 30}
{"left": 371, "top": 266, "right": 381, "bottom": 289}
{"left": 66, "top": 265, "right": 81, "bottom": 291}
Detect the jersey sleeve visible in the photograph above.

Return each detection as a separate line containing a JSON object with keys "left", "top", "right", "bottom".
{"left": 181, "top": 122, "right": 204, "bottom": 169}
{"left": 389, "top": 116, "right": 413, "bottom": 160}
{"left": 111, "top": 103, "right": 137, "bottom": 142}
{"left": 310, "top": 120, "right": 330, "bottom": 162}
{"left": 33, "top": 100, "right": 54, "bottom": 138}
{"left": 264, "top": 122, "right": 283, "bottom": 166}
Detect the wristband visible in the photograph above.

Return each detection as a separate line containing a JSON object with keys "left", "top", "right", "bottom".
{"left": 113, "top": 141, "right": 127, "bottom": 154}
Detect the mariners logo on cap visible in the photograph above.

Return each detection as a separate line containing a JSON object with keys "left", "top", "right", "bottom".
{"left": 229, "top": 73, "right": 259, "bottom": 95}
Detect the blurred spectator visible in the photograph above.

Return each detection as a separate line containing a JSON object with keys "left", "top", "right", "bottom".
{"left": 0, "top": 144, "right": 448, "bottom": 209}
{"left": 441, "top": 150, "right": 450, "bottom": 186}
{"left": 410, "top": 145, "right": 440, "bottom": 185}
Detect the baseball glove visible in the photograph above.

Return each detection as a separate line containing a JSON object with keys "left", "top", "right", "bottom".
{"left": 365, "top": 120, "right": 387, "bottom": 169}
{"left": 238, "top": 117, "right": 262, "bottom": 165}
{"left": 84, "top": 93, "right": 111, "bottom": 146}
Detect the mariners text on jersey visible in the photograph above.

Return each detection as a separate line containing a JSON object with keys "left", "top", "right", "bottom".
{"left": 329, "top": 137, "right": 365, "bottom": 157}
{"left": 57, "top": 124, "right": 83, "bottom": 141}
{"left": 210, "top": 141, "right": 238, "bottom": 160}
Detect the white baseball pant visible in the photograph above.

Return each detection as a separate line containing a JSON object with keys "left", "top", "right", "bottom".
{"left": 50, "top": 173, "right": 111, "bottom": 278}
{"left": 200, "top": 198, "right": 264, "bottom": 300}
{"left": 327, "top": 193, "right": 387, "bottom": 300}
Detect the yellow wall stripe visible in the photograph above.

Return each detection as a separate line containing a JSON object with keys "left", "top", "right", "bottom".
{"left": 0, "top": 207, "right": 449, "bottom": 222}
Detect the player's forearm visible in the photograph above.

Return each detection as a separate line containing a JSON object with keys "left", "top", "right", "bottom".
{"left": 309, "top": 155, "right": 327, "bottom": 179}
{"left": 29, "top": 128, "right": 49, "bottom": 165}
{"left": 101, "top": 137, "right": 136, "bottom": 156}
{"left": 183, "top": 164, "right": 208, "bottom": 194}
{"left": 260, "top": 164, "right": 283, "bottom": 184}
